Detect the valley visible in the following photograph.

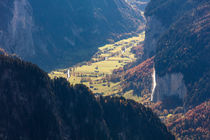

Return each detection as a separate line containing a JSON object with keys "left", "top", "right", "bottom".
{"left": 49, "top": 32, "right": 145, "bottom": 97}
{"left": 0, "top": 0, "right": 209, "bottom": 139}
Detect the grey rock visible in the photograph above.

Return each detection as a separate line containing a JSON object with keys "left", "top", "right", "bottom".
{"left": 143, "top": 16, "right": 166, "bottom": 59}
{"left": 152, "top": 73, "right": 187, "bottom": 102}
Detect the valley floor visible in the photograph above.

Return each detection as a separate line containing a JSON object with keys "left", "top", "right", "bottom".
{"left": 49, "top": 32, "right": 145, "bottom": 97}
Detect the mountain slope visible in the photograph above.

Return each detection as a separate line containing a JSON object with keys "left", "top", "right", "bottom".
{"left": 141, "top": 0, "right": 210, "bottom": 108}
{"left": 167, "top": 100, "right": 210, "bottom": 139}
{"left": 140, "top": 0, "right": 210, "bottom": 139}
{"left": 0, "top": 53, "right": 174, "bottom": 140}
{"left": 122, "top": 57, "right": 154, "bottom": 97}
{"left": 0, "top": 0, "right": 143, "bottom": 71}
{"left": 143, "top": 0, "right": 201, "bottom": 59}
{"left": 153, "top": 0, "right": 210, "bottom": 108}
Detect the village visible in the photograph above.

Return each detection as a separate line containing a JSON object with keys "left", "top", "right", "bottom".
{"left": 49, "top": 32, "right": 145, "bottom": 96}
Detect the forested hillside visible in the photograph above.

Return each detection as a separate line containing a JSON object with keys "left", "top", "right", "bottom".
{"left": 0, "top": 53, "right": 174, "bottom": 140}
{"left": 148, "top": 0, "right": 210, "bottom": 108}
{"left": 140, "top": 0, "right": 210, "bottom": 139}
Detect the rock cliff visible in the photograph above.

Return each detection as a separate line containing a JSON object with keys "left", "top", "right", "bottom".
{"left": 152, "top": 73, "right": 187, "bottom": 102}
{"left": 144, "top": 0, "right": 210, "bottom": 109}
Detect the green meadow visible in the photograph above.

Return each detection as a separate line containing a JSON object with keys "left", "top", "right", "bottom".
{"left": 49, "top": 32, "right": 145, "bottom": 96}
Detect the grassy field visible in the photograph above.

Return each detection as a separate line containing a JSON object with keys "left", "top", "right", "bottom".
{"left": 49, "top": 32, "right": 145, "bottom": 96}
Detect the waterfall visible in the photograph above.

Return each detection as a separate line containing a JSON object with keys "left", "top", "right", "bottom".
{"left": 151, "top": 67, "right": 156, "bottom": 101}
{"left": 67, "top": 69, "right": 70, "bottom": 79}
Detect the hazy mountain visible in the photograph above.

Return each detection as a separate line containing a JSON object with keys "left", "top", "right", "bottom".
{"left": 0, "top": 0, "right": 143, "bottom": 71}
{"left": 0, "top": 53, "right": 174, "bottom": 140}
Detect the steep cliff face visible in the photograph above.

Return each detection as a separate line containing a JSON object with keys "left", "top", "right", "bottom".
{"left": 134, "top": 0, "right": 210, "bottom": 138}
{"left": 143, "top": 16, "right": 166, "bottom": 58}
{"left": 0, "top": 0, "right": 143, "bottom": 71}
{"left": 152, "top": 73, "right": 187, "bottom": 102}
{"left": 144, "top": 0, "right": 210, "bottom": 109}
{"left": 9, "top": 0, "right": 35, "bottom": 57}
{"left": 155, "top": 1, "right": 210, "bottom": 108}
{"left": 0, "top": 53, "right": 174, "bottom": 140}
{"left": 143, "top": 0, "right": 200, "bottom": 59}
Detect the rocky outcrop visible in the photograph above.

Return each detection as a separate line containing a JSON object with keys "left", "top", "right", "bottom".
{"left": 143, "top": 0, "right": 200, "bottom": 60}
{"left": 144, "top": 0, "right": 210, "bottom": 107}
{"left": 143, "top": 16, "right": 166, "bottom": 59}
{"left": 154, "top": 0, "right": 210, "bottom": 108}
{"left": 142, "top": 0, "right": 210, "bottom": 138}
{"left": 152, "top": 73, "right": 187, "bottom": 102}
{"left": 8, "top": 0, "right": 35, "bottom": 57}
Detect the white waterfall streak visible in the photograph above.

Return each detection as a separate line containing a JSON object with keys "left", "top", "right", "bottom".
{"left": 67, "top": 69, "right": 70, "bottom": 79}
{"left": 151, "top": 67, "right": 156, "bottom": 101}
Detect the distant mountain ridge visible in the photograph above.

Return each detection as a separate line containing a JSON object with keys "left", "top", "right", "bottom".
{"left": 0, "top": 0, "right": 143, "bottom": 71}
